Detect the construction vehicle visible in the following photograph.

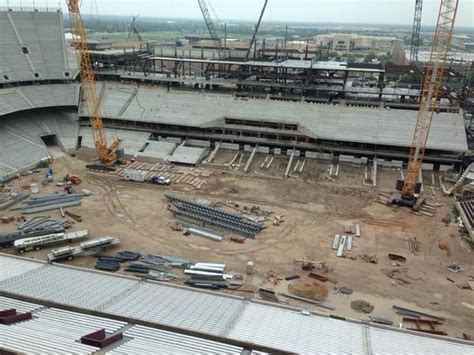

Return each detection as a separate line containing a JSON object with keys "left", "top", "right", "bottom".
{"left": 66, "top": 0, "right": 121, "bottom": 166}
{"left": 396, "top": 0, "right": 459, "bottom": 206}
{"left": 14, "top": 230, "right": 89, "bottom": 254}
{"left": 44, "top": 168, "right": 54, "bottom": 182}
{"left": 122, "top": 169, "right": 146, "bottom": 182}
{"left": 64, "top": 182, "right": 75, "bottom": 194}
{"left": 48, "top": 236, "right": 120, "bottom": 261}
{"left": 151, "top": 175, "right": 171, "bottom": 186}
{"left": 64, "top": 174, "right": 81, "bottom": 185}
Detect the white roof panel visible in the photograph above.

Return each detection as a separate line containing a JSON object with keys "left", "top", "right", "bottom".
{"left": 1, "top": 254, "right": 472, "bottom": 354}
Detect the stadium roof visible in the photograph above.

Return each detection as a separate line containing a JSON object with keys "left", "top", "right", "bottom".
{"left": 1, "top": 254, "right": 473, "bottom": 353}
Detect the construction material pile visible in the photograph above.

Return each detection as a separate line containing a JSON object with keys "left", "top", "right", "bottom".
{"left": 332, "top": 223, "right": 361, "bottom": 257}
{"left": 165, "top": 193, "right": 264, "bottom": 237}
{"left": 0, "top": 216, "right": 69, "bottom": 248}
{"left": 351, "top": 299, "right": 374, "bottom": 313}
{"left": 0, "top": 193, "right": 30, "bottom": 211}
{"left": 95, "top": 250, "right": 141, "bottom": 271}
{"left": 15, "top": 193, "right": 85, "bottom": 214}
{"left": 288, "top": 278, "right": 328, "bottom": 301}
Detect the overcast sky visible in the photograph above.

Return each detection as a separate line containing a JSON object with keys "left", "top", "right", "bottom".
{"left": 3, "top": 0, "right": 473, "bottom": 27}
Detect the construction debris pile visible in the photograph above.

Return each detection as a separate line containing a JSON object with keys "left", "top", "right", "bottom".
{"left": 288, "top": 278, "right": 328, "bottom": 301}
{"left": 351, "top": 299, "right": 374, "bottom": 313}
{"left": 166, "top": 193, "right": 265, "bottom": 237}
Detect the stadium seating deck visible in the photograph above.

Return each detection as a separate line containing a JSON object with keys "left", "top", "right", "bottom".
{"left": 0, "top": 110, "right": 79, "bottom": 182}
{"left": 0, "top": 9, "right": 71, "bottom": 83}
{"left": 0, "top": 84, "right": 79, "bottom": 117}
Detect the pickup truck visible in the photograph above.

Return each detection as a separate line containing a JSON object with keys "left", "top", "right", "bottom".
{"left": 151, "top": 175, "right": 171, "bottom": 185}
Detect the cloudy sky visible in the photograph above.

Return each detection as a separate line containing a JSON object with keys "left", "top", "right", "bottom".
{"left": 3, "top": 0, "right": 473, "bottom": 27}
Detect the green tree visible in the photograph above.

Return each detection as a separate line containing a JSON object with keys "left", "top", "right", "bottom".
{"left": 363, "top": 52, "right": 377, "bottom": 63}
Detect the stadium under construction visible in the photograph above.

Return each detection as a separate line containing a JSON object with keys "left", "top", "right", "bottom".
{"left": 1, "top": 4, "right": 474, "bottom": 354}
{"left": 0, "top": 8, "right": 472, "bottom": 182}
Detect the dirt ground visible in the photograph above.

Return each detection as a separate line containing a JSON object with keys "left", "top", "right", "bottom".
{"left": 1, "top": 149, "right": 473, "bottom": 340}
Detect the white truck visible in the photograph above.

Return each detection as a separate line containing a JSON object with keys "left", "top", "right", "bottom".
{"left": 14, "top": 230, "right": 89, "bottom": 253}
{"left": 122, "top": 169, "right": 146, "bottom": 182}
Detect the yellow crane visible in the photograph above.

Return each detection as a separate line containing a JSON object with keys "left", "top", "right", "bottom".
{"left": 66, "top": 0, "right": 120, "bottom": 165}
{"left": 401, "top": 0, "right": 459, "bottom": 201}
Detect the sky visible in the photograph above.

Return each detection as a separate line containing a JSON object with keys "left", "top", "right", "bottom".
{"left": 2, "top": 0, "right": 473, "bottom": 27}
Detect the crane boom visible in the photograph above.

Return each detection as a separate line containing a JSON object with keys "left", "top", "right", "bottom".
{"left": 402, "top": 0, "right": 459, "bottom": 199}
{"left": 245, "top": 0, "right": 268, "bottom": 62}
{"left": 409, "top": 0, "right": 423, "bottom": 64}
{"left": 66, "top": 0, "right": 120, "bottom": 164}
{"left": 198, "top": 0, "right": 219, "bottom": 41}
{"left": 127, "top": 15, "right": 143, "bottom": 42}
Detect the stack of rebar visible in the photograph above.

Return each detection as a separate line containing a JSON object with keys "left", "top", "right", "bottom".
{"left": 0, "top": 193, "right": 30, "bottom": 211}
{"left": 18, "top": 193, "right": 85, "bottom": 214}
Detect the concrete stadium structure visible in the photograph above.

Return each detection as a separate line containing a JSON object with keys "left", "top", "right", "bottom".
{"left": 0, "top": 8, "right": 470, "bottom": 183}
{"left": 80, "top": 83, "right": 468, "bottom": 157}
{"left": 0, "top": 8, "right": 78, "bottom": 182}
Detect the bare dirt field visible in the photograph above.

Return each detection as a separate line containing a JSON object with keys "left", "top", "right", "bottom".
{"left": 1, "top": 150, "right": 473, "bottom": 340}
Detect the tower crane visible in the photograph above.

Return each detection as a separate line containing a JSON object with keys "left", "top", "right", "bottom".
{"left": 400, "top": 0, "right": 459, "bottom": 202}
{"left": 66, "top": 0, "right": 120, "bottom": 165}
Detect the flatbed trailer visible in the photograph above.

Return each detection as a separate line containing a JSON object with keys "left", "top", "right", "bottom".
{"left": 48, "top": 236, "right": 121, "bottom": 261}
{"left": 14, "top": 230, "right": 89, "bottom": 253}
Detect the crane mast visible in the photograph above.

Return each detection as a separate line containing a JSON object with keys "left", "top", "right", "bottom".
{"left": 402, "top": 0, "right": 459, "bottom": 199}
{"left": 66, "top": 0, "right": 120, "bottom": 164}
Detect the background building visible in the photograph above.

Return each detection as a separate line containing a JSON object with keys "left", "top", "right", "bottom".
{"left": 314, "top": 33, "right": 400, "bottom": 52}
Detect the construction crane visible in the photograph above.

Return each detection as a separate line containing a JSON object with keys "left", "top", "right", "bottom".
{"left": 400, "top": 0, "right": 459, "bottom": 202}
{"left": 127, "top": 14, "right": 143, "bottom": 42}
{"left": 66, "top": 0, "right": 120, "bottom": 165}
{"left": 245, "top": 0, "right": 268, "bottom": 62}
{"left": 198, "top": 0, "right": 219, "bottom": 41}
{"left": 409, "top": 0, "right": 423, "bottom": 64}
